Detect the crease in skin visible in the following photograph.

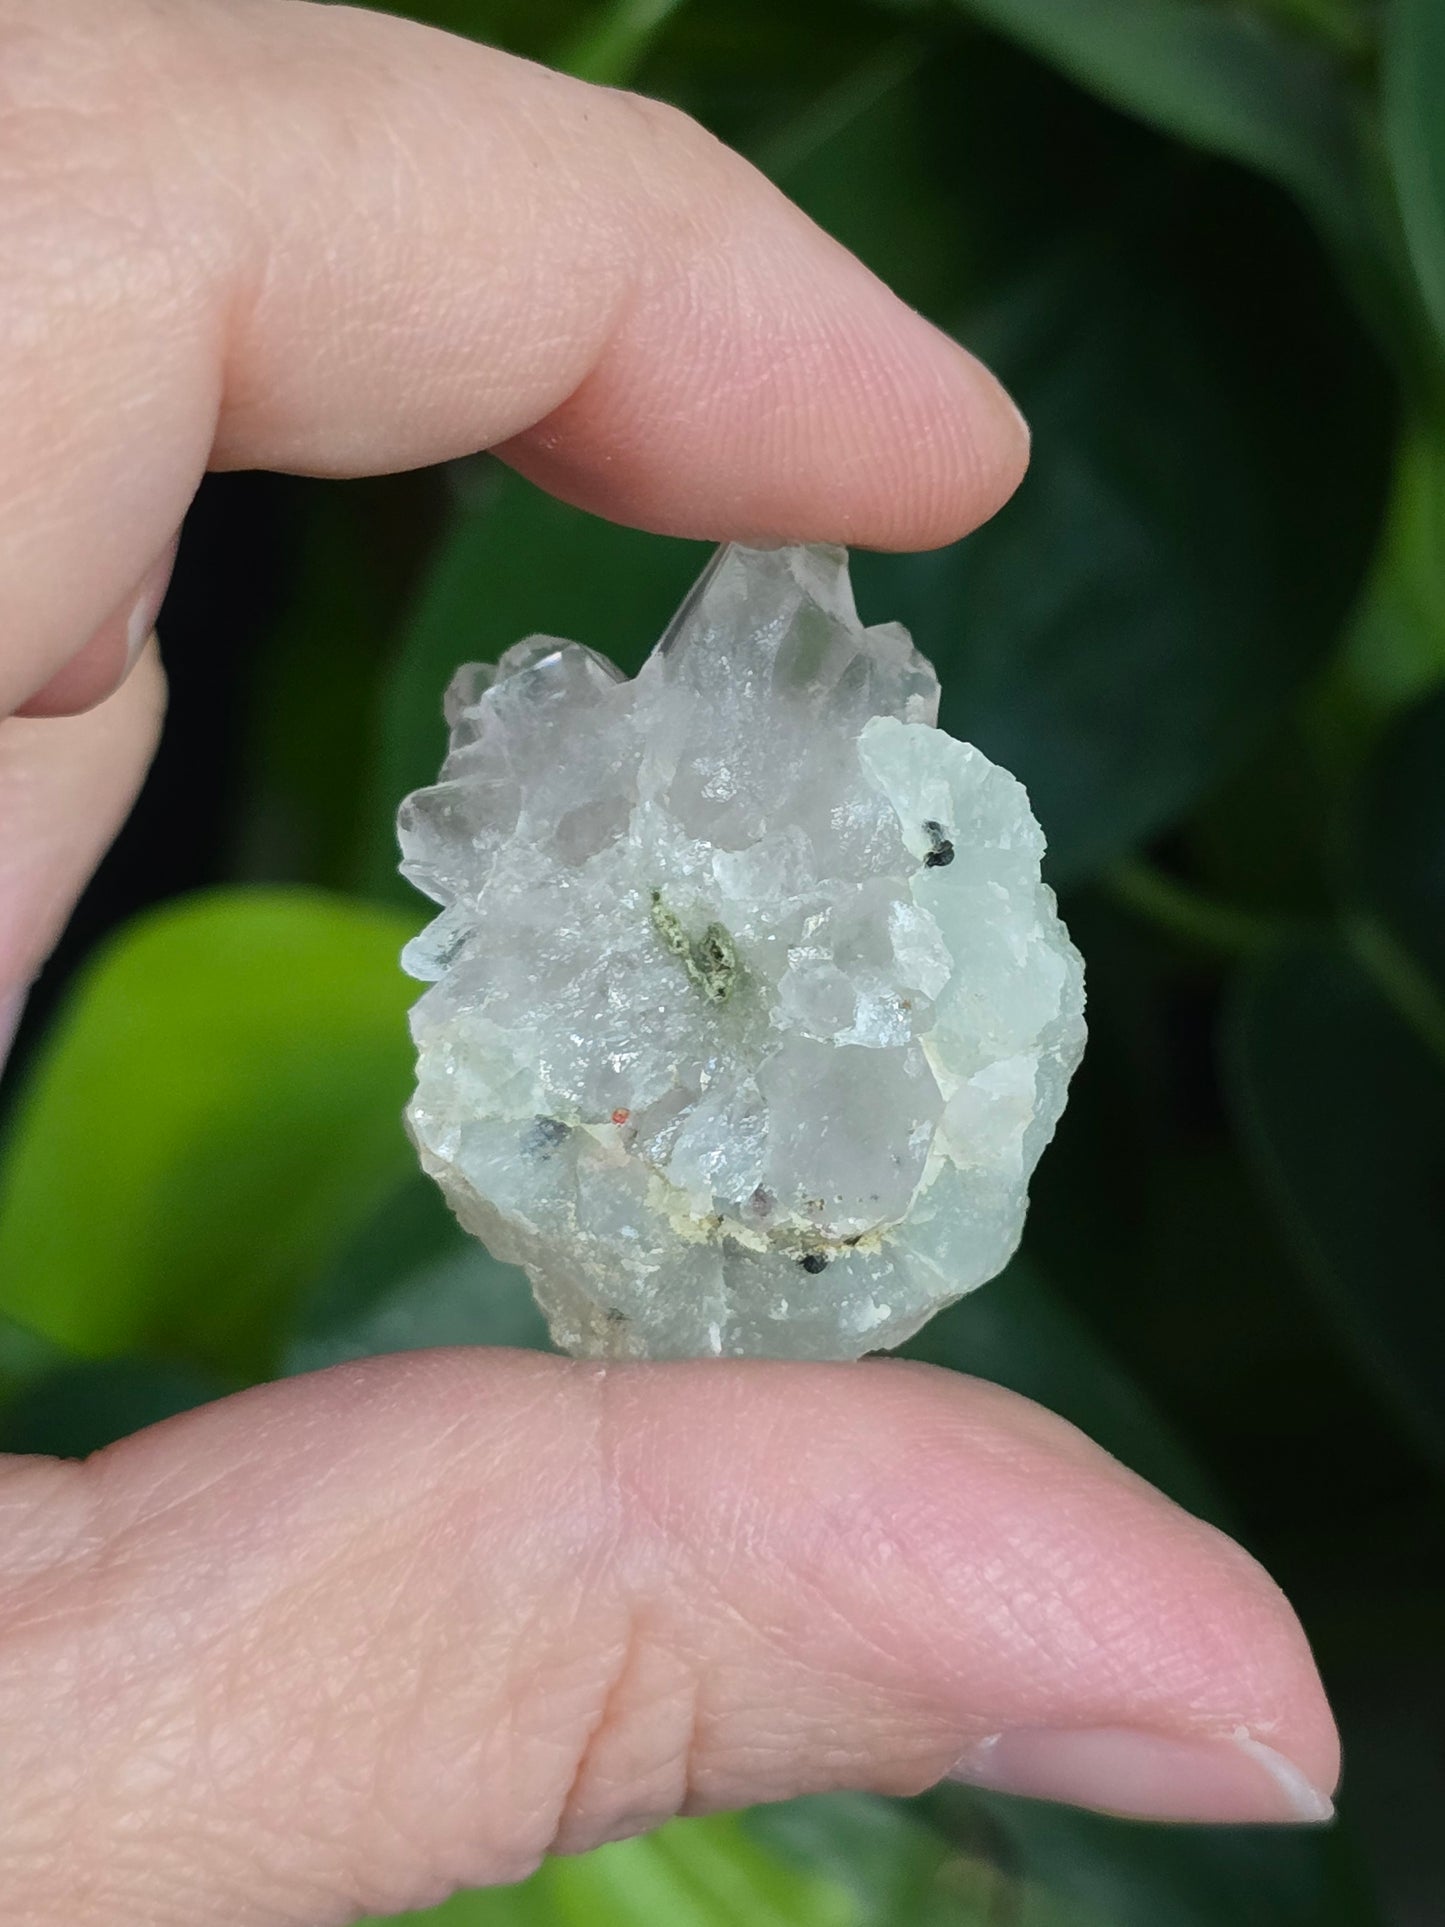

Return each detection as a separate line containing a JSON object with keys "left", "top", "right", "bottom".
{"left": 531, "top": 1384, "right": 702, "bottom": 1857}
{"left": 0, "top": 645, "right": 165, "bottom": 994}
{"left": 545, "top": 1602, "right": 660, "bottom": 1855}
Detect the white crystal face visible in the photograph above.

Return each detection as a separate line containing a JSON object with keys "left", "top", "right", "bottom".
{"left": 399, "top": 544, "right": 1085, "bottom": 1359}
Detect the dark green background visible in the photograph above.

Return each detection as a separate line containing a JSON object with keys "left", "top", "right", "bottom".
{"left": 1, "top": 0, "right": 1442, "bottom": 1921}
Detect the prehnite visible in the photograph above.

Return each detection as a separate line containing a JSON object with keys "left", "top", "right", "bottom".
{"left": 398, "top": 543, "right": 1085, "bottom": 1359}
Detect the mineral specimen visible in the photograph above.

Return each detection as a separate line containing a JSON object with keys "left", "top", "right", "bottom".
{"left": 398, "top": 543, "right": 1085, "bottom": 1360}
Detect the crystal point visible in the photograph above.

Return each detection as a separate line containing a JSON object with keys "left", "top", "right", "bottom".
{"left": 400, "top": 543, "right": 1085, "bottom": 1358}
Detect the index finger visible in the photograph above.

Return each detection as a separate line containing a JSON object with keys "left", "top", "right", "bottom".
{"left": 0, "top": 0, "right": 1029, "bottom": 716}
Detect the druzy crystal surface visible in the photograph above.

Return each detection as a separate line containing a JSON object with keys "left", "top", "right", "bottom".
{"left": 399, "top": 544, "right": 1085, "bottom": 1359}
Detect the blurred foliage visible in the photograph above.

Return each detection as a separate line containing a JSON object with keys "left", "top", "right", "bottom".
{"left": 0, "top": 892, "right": 420, "bottom": 1378}
{"left": 1, "top": 0, "right": 1442, "bottom": 1922}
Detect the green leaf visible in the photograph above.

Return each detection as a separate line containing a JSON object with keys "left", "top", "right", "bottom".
{"left": 950, "top": 0, "right": 1371, "bottom": 268}
{"left": 0, "top": 1356, "right": 227, "bottom": 1458}
{"left": 558, "top": 0, "right": 689, "bottom": 84}
{"left": 852, "top": 202, "right": 1390, "bottom": 881}
{"left": 285, "top": 1173, "right": 553, "bottom": 1373}
{"left": 1353, "top": 684, "right": 1445, "bottom": 997}
{"left": 373, "top": 1797, "right": 1100, "bottom": 1927}
{"left": 754, "top": 40, "right": 969, "bottom": 322}
{"left": 375, "top": 1876, "right": 554, "bottom": 1927}
{"left": 902, "top": 1255, "right": 1219, "bottom": 1521}
{"left": 1226, "top": 939, "right": 1445, "bottom": 1470}
{"left": 548, "top": 1814, "right": 858, "bottom": 1926}
{"left": 929, "top": 1786, "right": 1380, "bottom": 1927}
{"left": 235, "top": 480, "right": 426, "bottom": 892}
{"left": 0, "top": 1311, "right": 76, "bottom": 1410}
{"left": 1384, "top": 0, "right": 1445, "bottom": 359}
{"left": 346, "top": 0, "right": 582, "bottom": 62}
{"left": 749, "top": 1793, "right": 1090, "bottom": 1926}
{"left": 1013, "top": 896, "right": 1404, "bottom": 1525}
{"left": 372, "top": 1813, "right": 861, "bottom": 1927}
{"left": 0, "top": 890, "right": 420, "bottom": 1377}
{"left": 1316, "top": 421, "right": 1445, "bottom": 758}
{"left": 358, "top": 466, "right": 706, "bottom": 902}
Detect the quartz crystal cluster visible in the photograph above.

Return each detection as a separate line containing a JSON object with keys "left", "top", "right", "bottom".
{"left": 399, "top": 544, "right": 1085, "bottom": 1359}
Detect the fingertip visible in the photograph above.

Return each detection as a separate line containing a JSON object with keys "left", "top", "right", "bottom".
{"left": 1193, "top": 1531, "right": 1342, "bottom": 1807}
{"left": 591, "top": 1356, "right": 1339, "bottom": 1826}
{"left": 500, "top": 298, "right": 1030, "bottom": 552}
{"left": 497, "top": 150, "right": 1031, "bottom": 550}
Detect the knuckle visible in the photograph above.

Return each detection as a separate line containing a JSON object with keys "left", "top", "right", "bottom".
{"left": 527, "top": 1372, "right": 702, "bottom": 1857}
{"left": 539, "top": 1600, "right": 702, "bottom": 1858}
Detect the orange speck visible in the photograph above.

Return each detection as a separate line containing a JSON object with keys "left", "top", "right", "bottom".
{"left": 611, "top": 1108, "right": 631, "bottom": 1125}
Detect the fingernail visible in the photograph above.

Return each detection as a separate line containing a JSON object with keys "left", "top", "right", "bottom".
{"left": 948, "top": 1725, "right": 1335, "bottom": 1825}
{"left": 0, "top": 989, "right": 28, "bottom": 1078}
{"left": 124, "top": 538, "right": 179, "bottom": 674}
{"left": 997, "top": 378, "right": 1030, "bottom": 449}
{"left": 13, "top": 535, "right": 179, "bottom": 722}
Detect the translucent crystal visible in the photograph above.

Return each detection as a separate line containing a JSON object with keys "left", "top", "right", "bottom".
{"left": 399, "top": 544, "right": 1085, "bottom": 1359}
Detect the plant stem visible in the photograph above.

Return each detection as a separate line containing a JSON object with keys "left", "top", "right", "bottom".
{"left": 1250, "top": 0, "right": 1371, "bottom": 60}
{"left": 1105, "top": 858, "right": 1292, "bottom": 957}
{"left": 558, "top": 0, "right": 687, "bottom": 86}
{"left": 753, "top": 40, "right": 924, "bottom": 180}
{"left": 1344, "top": 910, "right": 1445, "bottom": 1072}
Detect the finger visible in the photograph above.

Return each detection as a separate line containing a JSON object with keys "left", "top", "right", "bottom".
{"left": 15, "top": 544, "right": 177, "bottom": 722}
{"left": 0, "top": 645, "right": 165, "bottom": 994}
{"left": 0, "top": 1353, "right": 1337, "bottom": 1927}
{"left": 0, "top": 989, "right": 23, "bottom": 1078}
{"left": 1, "top": 0, "right": 1026, "bottom": 716}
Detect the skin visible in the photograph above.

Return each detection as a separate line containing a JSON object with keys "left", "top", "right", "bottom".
{"left": 0, "top": 4, "right": 1339, "bottom": 1923}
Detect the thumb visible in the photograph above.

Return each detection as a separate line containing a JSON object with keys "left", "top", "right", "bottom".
{"left": 0, "top": 1351, "right": 1337, "bottom": 1926}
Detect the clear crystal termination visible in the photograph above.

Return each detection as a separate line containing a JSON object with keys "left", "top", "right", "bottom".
{"left": 398, "top": 544, "right": 1086, "bottom": 1359}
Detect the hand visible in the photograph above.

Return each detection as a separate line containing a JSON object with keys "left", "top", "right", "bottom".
{"left": 0, "top": 5, "right": 1337, "bottom": 1923}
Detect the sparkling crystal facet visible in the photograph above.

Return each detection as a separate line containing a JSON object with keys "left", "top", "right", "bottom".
{"left": 399, "top": 544, "right": 1086, "bottom": 1359}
